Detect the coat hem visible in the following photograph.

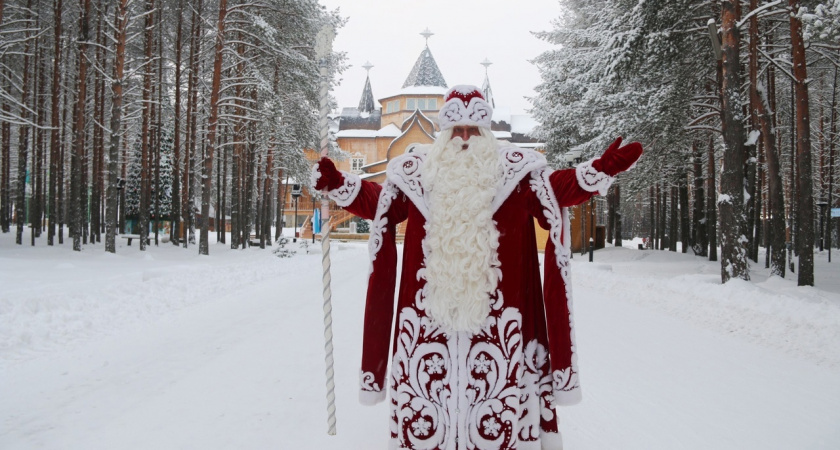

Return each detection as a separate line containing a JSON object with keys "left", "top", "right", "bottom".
{"left": 359, "top": 389, "right": 386, "bottom": 406}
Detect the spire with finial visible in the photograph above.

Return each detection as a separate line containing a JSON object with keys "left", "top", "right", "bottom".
{"left": 421, "top": 28, "right": 434, "bottom": 47}
{"left": 358, "top": 61, "right": 376, "bottom": 114}
{"left": 402, "top": 28, "right": 447, "bottom": 88}
{"left": 480, "top": 58, "right": 495, "bottom": 108}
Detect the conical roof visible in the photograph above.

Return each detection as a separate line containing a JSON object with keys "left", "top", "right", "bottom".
{"left": 358, "top": 75, "right": 376, "bottom": 113}
{"left": 402, "top": 46, "right": 447, "bottom": 88}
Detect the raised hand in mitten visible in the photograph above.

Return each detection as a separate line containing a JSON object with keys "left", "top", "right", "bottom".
{"left": 312, "top": 156, "right": 344, "bottom": 191}
{"left": 591, "top": 137, "right": 643, "bottom": 176}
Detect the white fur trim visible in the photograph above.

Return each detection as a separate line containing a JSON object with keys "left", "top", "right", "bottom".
{"left": 367, "top": 181, "right": 399, "bottom": 275}
{"left": 530, "top": 168, "right": 581, "bottom": 406}
{"left": 575, "top": 157, "right": 614, "bottom": 196}
{"left": 540, "top": 429, "right": 564, "bottom": 449}
{"left": 322, "top": 170, "right": 362, "bottom": 207}
{"left": 385, "top": 146, "right": 548, "bottom": 219}
{"left": 492, "top": 146, "right": 547, "bottom": 212}
{"left": 359, "top": 389, "right": 386, "bottom": 406}
{"left": 438, "top": 96, "right": 493, "bottom": 131}
{"left": 386, "top": 151, "right": 429, "bottom": 219}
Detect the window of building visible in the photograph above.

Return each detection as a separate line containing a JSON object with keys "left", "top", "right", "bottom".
{"left": 406, "top": 98, "right": 416, "bottom": 110}
{"left": 351, "top": 154, "right": 365, "bottom": 174}
{"left": 385, "top": 100, "right": 400, "bottom": 114}
{"left": 425, "top": 98, "right": 437, "bottom": 110}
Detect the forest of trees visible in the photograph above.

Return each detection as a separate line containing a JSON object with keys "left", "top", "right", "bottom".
{"left": 0, "top": 0, "right": 344, "bottom": 255}
{"left": 533, "top": 0, "right": 839, "bottom": 286}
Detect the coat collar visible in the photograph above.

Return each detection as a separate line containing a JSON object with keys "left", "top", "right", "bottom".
{"left": 385, "top": 144, "right": 547, "bottom": 220}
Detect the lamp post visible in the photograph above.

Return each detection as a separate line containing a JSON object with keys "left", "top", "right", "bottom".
{"left": 291, "top": 183, "right": 301, "bottom": 242}
{"left": 564, "top": 150, "right": 582, "bottom": 256}
{"left": 817, "top": 200, "right": 828, "bottom": 252}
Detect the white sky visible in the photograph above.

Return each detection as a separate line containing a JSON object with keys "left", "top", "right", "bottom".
{"left": 318, "top": 0, "right": 564, "bottom": 115}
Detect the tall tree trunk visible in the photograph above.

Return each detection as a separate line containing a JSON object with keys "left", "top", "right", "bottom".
{"left": 275, "top": 168, "right": 285, "bottom": 241}
{"left": 718, "top": 0, "right": 749, "bottom": 282}
{"left": 16, "top": 0, "right": 34, "bottom": 245}
{"left": 649, "top": 185, "right": 655, "bottom": 248}
{"left": 199, "top": 0, "right": 227, "bottom": 255}
{"left": 90, "top": 10, "right": 105, "bottom": 245}
{"left": 679, "top": 172, "right": 690, "bottom": 253}
{"left": 1, "top": 65, "right": 10, "bottom": 234}
{"left": 614, "top": 181, "right": 622, "bottom": 247}
{"left": 153, "top": 3, "right": 163, "bottom": 246}
{"left": 745, "top": 0, "right": 762, "bottom": 263}
{"left": 183, "top": 0, "right": 202, "bottom": 248}
{"left": 261, "top": 150, "right": 273, "bottom": 248}
{"left": 220, "top": 137, "right": 226, "bottom": 244}
{"left": 669, "top": 185, "right": 678, "bottom": 251}
{"left": 106, "top": 0, "right": 128, "bottom": 253}
{"left": 170, "top": 0, "right": 183, "bottom": 245}
{"left": 659, "top": 183, "right": 667, "bottom": 250}
{"left": 692, "top": 142, "right": 707, "bottom": 256}
{"left": 32, "top": 39, "right": 45, "bottom": 245}
{"left": 828, "top": 67, "right": 837, "bottom": 255}
{"left": 59, "top": 48, "right": 71, "bottom": 244}
{"left": 606, "top": 185, "right": 615, "bottom": 244}
{"left": 138, "top": 0, "right": 155, "bottom": 250}
{"left": 230, "top": 134, "right": 240, "bottom": 249}
{"left": 708, "top": 136, "right": 718, "bottom": 262}
{"left": 789, "top": 0, "right": 814, "bottom": 285}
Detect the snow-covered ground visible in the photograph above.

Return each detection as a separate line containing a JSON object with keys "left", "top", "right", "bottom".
{"left": 1, "top": 229, "right": 839, "bottom": 449}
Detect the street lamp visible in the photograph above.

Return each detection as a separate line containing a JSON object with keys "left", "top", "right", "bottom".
{"left": 291, "top": 183, "right": 302, "bottom": 242}
{"left": 817, "top": 199, "right": 828, "bottom": 252}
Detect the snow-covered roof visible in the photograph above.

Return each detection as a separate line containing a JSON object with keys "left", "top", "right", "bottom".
{"left": 492, "top": 107, "right": 511, "bottom": 125}
{"left": 396, "top": 86, "right": 448, "bottom": 96}
{"left": 402, "top": 47, "right": 447, "bottom": 89}
{"left": 491, "top": 130, "right": 512, "bottom": 139}
{"left": 511, "top": 115, "right": 539, "bottom": 135}
{"left": 361, "top": 159, "right": 387, "bottom": 170}
{"left": 360, "top": 171, "right": 386, "bottom": 180}
{"left": 336, "top": 123, "right": 401, "bottom": 139}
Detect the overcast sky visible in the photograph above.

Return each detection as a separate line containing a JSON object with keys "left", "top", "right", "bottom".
{"left": 318, "top": 0, "right": 564, "bottom": 115}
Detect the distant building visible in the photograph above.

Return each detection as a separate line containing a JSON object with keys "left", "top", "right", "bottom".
{"left": 332, "top": 36, "right": 543, "bottom": 184}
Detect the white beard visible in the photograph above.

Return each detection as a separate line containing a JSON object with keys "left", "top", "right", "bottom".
{"left": 421, "top": 128, "right": 502, "bottom": 334}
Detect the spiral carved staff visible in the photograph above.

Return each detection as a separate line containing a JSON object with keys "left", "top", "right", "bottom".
{"left": 315, "top": 24, "right": 337, "bottom": 436}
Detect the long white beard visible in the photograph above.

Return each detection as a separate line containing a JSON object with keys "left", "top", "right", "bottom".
{"left": 422, "top": 128, "right": 502, "bottom": 334}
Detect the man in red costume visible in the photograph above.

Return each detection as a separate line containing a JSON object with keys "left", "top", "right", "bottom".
{"left": 313, "top": 85, "right": 642, "bottom": 449}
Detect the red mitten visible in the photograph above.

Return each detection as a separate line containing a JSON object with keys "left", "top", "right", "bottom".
{"left": 591, "top": 137, "right": 643, "bottom": 176}
{"left": 313, "top": 157, "right": 344, "bottom": 191}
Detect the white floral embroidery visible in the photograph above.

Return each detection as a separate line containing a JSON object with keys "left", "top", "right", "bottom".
{"left": 473, "top": 353, "right": 491, "bottom": 374}
{"left": 426, "top": 354, "right": 445, "bottom": 374}
{"left": 386, "top": 152, "right": 429, "bottom": 219}
{"left": 360, "top": 370, "right": 381, "bottom": 392}
{"left": 482, "top": 417, "right": 501, "bottom": 437}
{"left": 575, "top": 157, "right": 615, "bottom": 195}
{"left": 517, "top": 340, "right": 555, "bottom": 442}
{"left": 391, "top": 308, "right": 450, "bottom": 449}
{"left": 412, "top": 417, "right": 431, "bottom": 437}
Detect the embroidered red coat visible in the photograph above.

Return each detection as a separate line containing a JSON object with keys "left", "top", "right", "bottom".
{"left": 323, "top": 145, "right": 614, "bottom": 450}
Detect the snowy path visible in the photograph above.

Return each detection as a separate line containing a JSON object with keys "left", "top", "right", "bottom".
{"left": 2, "top": 240, "right": 839, "bottom": 449}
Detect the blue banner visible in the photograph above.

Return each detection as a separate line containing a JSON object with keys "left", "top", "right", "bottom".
{"left": 314, "top": 208, "right": 321, "bottom": 233}
{"left": 832, "top": 208, "right": 840, "bottom": 218}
